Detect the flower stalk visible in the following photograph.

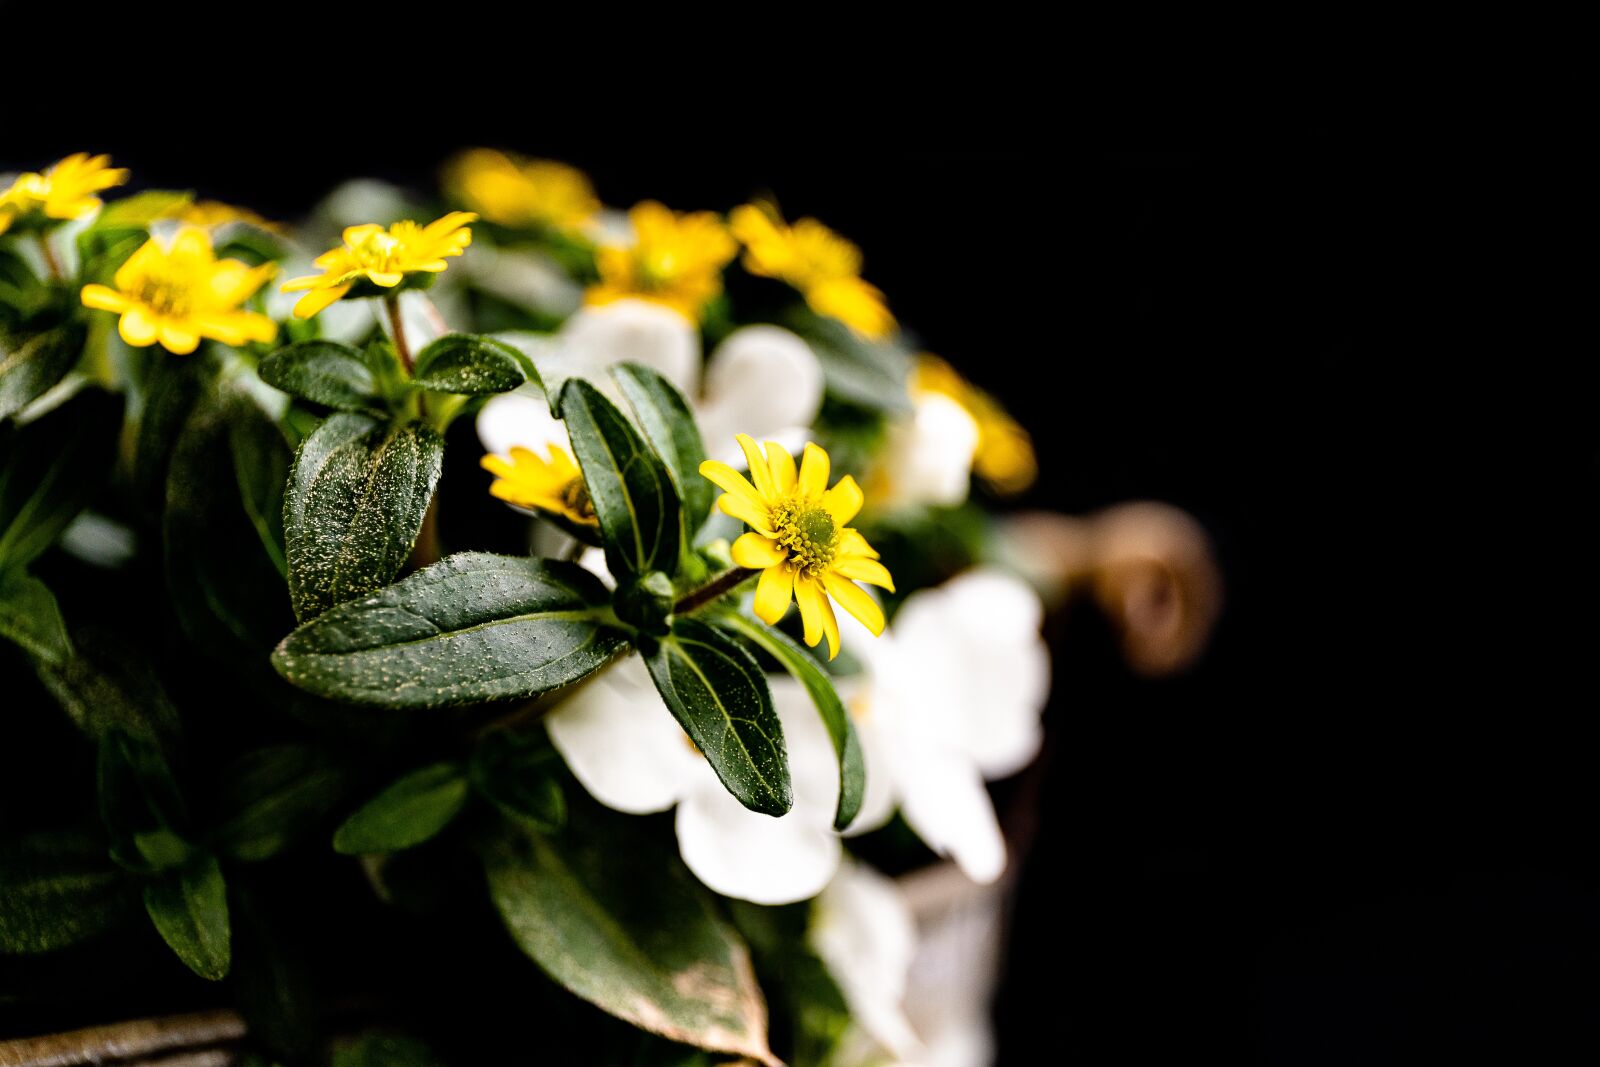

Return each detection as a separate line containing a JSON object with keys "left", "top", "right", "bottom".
{"left": 674, "top": 566, "right": 755, "bottom": 615}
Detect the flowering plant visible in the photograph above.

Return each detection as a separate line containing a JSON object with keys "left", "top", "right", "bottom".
{"left": 0, "top": 151, "right": 1054, "bottom": 1065}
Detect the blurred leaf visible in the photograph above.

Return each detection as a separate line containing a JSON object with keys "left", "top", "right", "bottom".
{"left": 643, "top": 617, "right": 791, "bottom": 817}
{"left": 0, "top": 830, "right": 133, "bottom": 954}
{"left": 133, "top": 354, "right": 208, "bottom": 514}
{"left": 333, "top": 763, "right": 470, "bottom": 855}
{"left": 0, "top": 568, "right": 70, "bottom": 664}
{"left": 411, "top": 332, "right": 536, "bottom": 395}
{"left": 143, "top": 853, "right": 230, "bottom": 981}
{"left": 94, "top": 189, "right": 193, "bottom": 228}
{"left": 210, "top": 745, "right": 346, "bottom": 862}
{"left": 483, "top": 814, "right": 779, "bottom": 1066}
{"left": 788, "top": 311, "right": 912, "bottom": 413}
{"left": 97, "top": 729, "right": 190, "bottom": 874}
{"left": 718, "top": 613, "right": 864, "bottom": 831}
{"left": 259, "top": 340, "right": 388, "bottom": 414}
{"left": 32, "top": 627, "right": 181, "bottom": 746}
{"left": 229, "top": 390, "right": 291, "bottom": 578}
{"left": 272, "top": 553, "right": 627, "bottom": 709}
{"left": 612, "top": 361, "right": 715, "bottom": 541}
{"left": 332, "top": 1032, "right": 446, "bottom": 1067}
{"left": 0, "top": 386, "right": 122, "bottom": 571}
{"left": 284, "top": 412, "right": 443, "bottom": 621}
{"left": 0, "top": 321, "right": 84, "bottom": 421}
{"left": 470, "top": 729, "right": 566, "bottom": 832}
{"left": 232, "top": 886, "right": 317, "bottom": 1058}
{"left": 559, "top": 377, "right": 680, "bottom": 578}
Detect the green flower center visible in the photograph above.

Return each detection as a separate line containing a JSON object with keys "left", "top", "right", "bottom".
{"left": 351, "top": 229, "right": 403, "bottom": 270}
{"left": 771, "top": 499, "right": 837, "bottom": 576}
{"left": 135, "top": 273, "right": 193, "bottom": 317}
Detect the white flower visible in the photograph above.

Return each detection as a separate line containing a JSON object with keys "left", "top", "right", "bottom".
{"left": 876, "top": 391, "right": 980, "bottom": 509}
{"left": 811, "top": 859, "right": 922, "bottom": 1060}
{"left": 844, "top": 568, "right": 1050, "bottom": 884}
{"left": 475, "top": 301, "right": 823, "bottom": 472}
{"left": 547, "top": 661, "right": 844, "bottom": 905}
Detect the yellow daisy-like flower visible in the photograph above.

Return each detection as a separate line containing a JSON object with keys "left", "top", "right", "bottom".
{"left": 481, "top": 445, "right": 597, "bottom": 527}
{"left": 914, "top": 354, "right": 1037, "bottom": 495}
{"left": 700, "top": 435, "right": 894, "bottom": 659}
{"left": 0, "top": 152, "right": 129, "bottom": 236}
{"left": 729, "top": 201, "right": 894, "bottom": 340}
{"left": 586, "top": 201, "right": 737, "bottom": 322}
{"left": 280, "top": 212, "right": 477, "bottom": 319}
{"left": 444, "top": 148, "right": 599, "bottom": 232}
{"left": 80, "top": 227, "right": 277, "bottom": 355}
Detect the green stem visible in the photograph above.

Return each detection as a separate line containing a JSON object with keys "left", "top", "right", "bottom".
{"left": 674, "top": 567, "right": 755, "bottom": 615}
{"left": 385, "top": 293, "right": 427, "bottom": 420}
{"left": 37, "top": 234, "right": 62, "bottom": 280}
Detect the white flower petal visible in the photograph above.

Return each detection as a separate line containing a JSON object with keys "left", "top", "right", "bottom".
{"left": 475, "top": 386, "right": 570, "bottom": 458}
{"left": 699, "top": 326, "right": 823, "bottom": 444}
{"left": 675, "top": 780, "right": 841, "bottom": 905}
{"left": 842, "top": 712, "right": 897, "bottom": 836}
{"left": 881, "top": 393, "right": 979, "bottom": 508}
{"left": 896, "top": 746, "right": 1007, "bottom": 885}
{"left": 561, "top": 299, "right": 700, "bottom": 394}
{"left": 547, "top": 658, "right": 700, "bottom": 814}
{"left": 812, "top": 860, "right": 922, "bottom": 1059}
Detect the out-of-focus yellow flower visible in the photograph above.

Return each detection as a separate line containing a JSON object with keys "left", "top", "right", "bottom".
{"left": 168, "top": 199, "right": 284, "bottom": 234}
{"left": 481, "top": 444, "right": 597, "bottom": 526}
{"left": 281, "top": 212, "right": 476, "bottom": 319}
{"left": 444, "top": 149, "right": 599, "bottom": 233}
{"left": 0, "top": 153, "right": 128, "bottom": 235}
{"left": 587, "top": 201, "right": 736, "bottom": 322}
{"left": 80, "top": 227, "right": 277, "bottom": 355}
{"left": 914, "top": 354, "right": 1037, "bottom": 495}
{"left": 700, "top": 435, "right": 894, "bottom": 660}
{"left": 729, "top": 201, "right": 894, "bottom": 339}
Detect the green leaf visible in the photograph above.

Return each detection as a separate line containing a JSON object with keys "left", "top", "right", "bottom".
{"left": 470, "top": 730, "right": 566, "bottom": 832}
{"left": 789, "top": 310, "right": 912, "bottom": 413}
{"left": 332, "top": 1032, "right": 446, "bottom": 1067}
{"left": 259, "top": 340, "right": 387, "bottom": 414}
{"left": 98, "top": 730, "right": 190, "bottom": 874}
{"left": 483, "top": 815, "right": 779, "bottom": 1066}
{"left": 718, "top": 613, "right": 865, "bottom": 831}
{"left": 332, "top": 763, "right": 470, "bottom": 854}
{"left": 0, "top": 568, "right": 70, "bottom": 663}
{"left": 284, "top": 412, "right": 444, "bottom": 621}
{"left": 559, "top": 377, "right": 680, "bottom": 578}
{"left": 411, "top": 332, "right": 536, "bottom": 395}
{"left": 133, "top": 354, "right": 208, "bottom": 515}
{"left": 209, "top": 745, "right": 347, "bottom": 863}
{"left": 143, "top": 853, "right": 230, "bottom": 981}
{"left": 94, "top": 189, "right": 193, "bottom": 228}
{"left": 0, "top": 386, "right": 122, "bottom": 571}
{"left": 33, "top": 628, "right": 181, "bottom": 746}
{"left": 0, "top": 321, "right": 85, "bottom": 421}
{"left": 0, "top": 830, "right": 133, "bottom": 954}
{"left": 612, "top": 361, "right": 715, "bottom": 539}
{"left": 643, "top": 617, "right": 791, "bottom": 817}
{"left": 272, "top": 553, "right": 627, "bottom": 709}
{"left": 164, "top": 389, "right": 295, "bottom": 660}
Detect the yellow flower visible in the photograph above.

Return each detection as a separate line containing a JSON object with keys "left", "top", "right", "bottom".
{"left": 281, "top": 212, "right": 477, "bottom": 319}
{"left": 169, "top": 199, "right": 284, "bottom": 234}
{"left": 444, "top": 149, "right": 599, "bottom": 232}
{"left": 0, "top": 153, "right": 128, "bottom": 235}
{"left": 701, "top": 435, "right": 894, "bottom": 659}
{"left": 481, "top": 445, "right": 597, "bottom": 526}
{"left": 586, "top": 201, "right": 736, "bottom": 322}
{"left": 914, "top": 355, "right": 1037, "bottom": 495}
{"left": 729, "top": 201, "right": 894, "bottom": 339}
{"left": 80, "top": 227, "right": 277, "bottom": 355}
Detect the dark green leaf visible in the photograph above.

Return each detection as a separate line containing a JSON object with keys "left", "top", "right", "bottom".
{"left": 559, "top": 377, "right": 679, "bottom": 578}
{"left": 483, "top": 815, "right": 779, "bottom": 1066}
{"left": 209, "top": 745, "right": 347, "bottom": 862}
{"left": 273, "top": 552, "right": 627, "bottom": 709}
{"left": 788, "top": 310, "right": 912, "bottom": 413}
{"left": 284, "top": 413, "right": 444, "bottom": 621}
{"left": 232, "top": 887, "right": 317, "bottom": 1058}
{"left": 0, "top": 321, "right": 85, "bottom": 420}
{"left": 0, "top": 567, "right": 70, "bottom": 663}
{"left": 612, "top": 361, "right": 715, "bottom": 538}
{"left": 228, "top": 391, "right": 291, "bottom": 578}
{"left": 411, "top": 332, "right": 536, "bottom": 395}
{"left": 33, "top": 628, "right": 181, "bottom": 746}
{"left": 0, "top": 387, "right": 122, "bottom": 570}
{"left": 470, "top": 730, "right": 566, "bottom": 832}
{"left": 332, "top": 1032, "right": 446, "bottom": 1067}
{"left": 259, "top": 340, "right": 387, "bottom": 413}
{"left": 332, "top": 763, "right": 470, "bottom": 854}
{"left": 643, "top": 617, "right": 791, "bottom": 817}
{"left": 98, "top": 730, "right": 190, "bottom": 873}
{"left": 143, "top": 854, "right": 230, "bottom": 980}
{"left": 0, "top": 830, "right": 133, "bottom": 954}
{"left": 133, "top": 354, "right": 208, "bottom": 515}
{"left": 718, "top": 613, "right": 864, "bottom": 830}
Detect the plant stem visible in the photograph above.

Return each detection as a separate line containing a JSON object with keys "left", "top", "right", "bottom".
{"left": 674, "top": 567, "right": 756, "bottom": 615}
{"left": 37, "top": 233, "right": 62, "bottom": 279}
{"left": 384, "top": 294, "right": 413, "bottom": 374}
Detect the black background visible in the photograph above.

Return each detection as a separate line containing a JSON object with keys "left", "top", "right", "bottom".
{"left": 5, "top": 124, "right": 1590, "bottom": 1064}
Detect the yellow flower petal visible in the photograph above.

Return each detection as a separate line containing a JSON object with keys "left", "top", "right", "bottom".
{"left": 797, "top": 442, "right": 830, "bottom": 501}
{"left": 699, "top": 460, "right": 765, "bottom": 512}
{"left": 796, "top": 576, "right": 841, "bottom": 659}
{"left": 839, "top": 529, "right": 879, "bottom": 560}
{"left": 821, "top": 475, "right": 863, "bottom": 526}
{"left": 293, "top": 284, "right": 351, "bottom": 319}
{"left": 753, "top": 564, "right": 794, "bottom": 625}
{"left": 736, "top": 434, "right": 775, "bottom": 499}
{"left": 79, "top": 284, "right": 131, "bottom": 313}
{"left": 832, "top": 556, "right": 895, "bottom": 592}
{"left": 822, "top": 572, "right": 885, "bottom": 637}
{"left": 716, "top": 492, "right": 776, "bottom": 537}
{"left": 765, "top": 441, "right": 797, "bottom": 495}
{"left": 157, "top": 320, "right": 200, "bottom": 355}
{"left": 118, "top": 307, "right": 159, "bottom": 347}
{"left": 731, "top": 532, "right": 786, "bottom": 570}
